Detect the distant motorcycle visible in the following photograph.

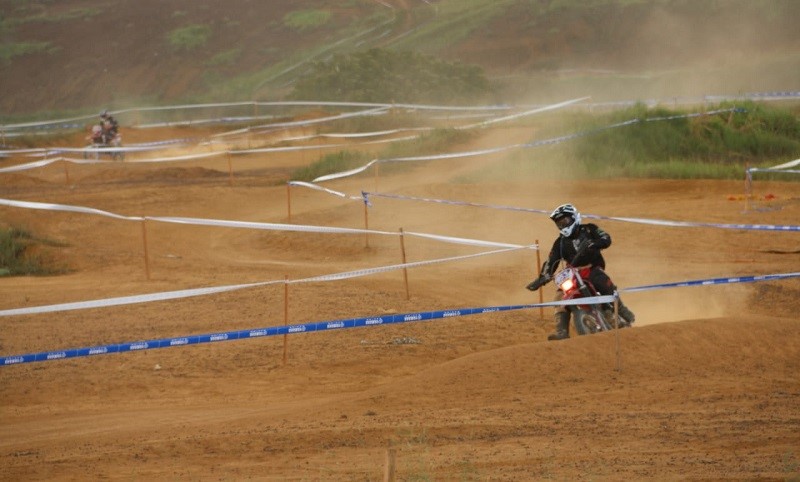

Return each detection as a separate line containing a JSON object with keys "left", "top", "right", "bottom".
{"left": 84, "top": 124, "right": 124, "bottom": 161}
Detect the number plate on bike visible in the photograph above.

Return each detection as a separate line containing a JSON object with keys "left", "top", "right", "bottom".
{"left": 555, "top": 268, "right": 574, "bottom": 286}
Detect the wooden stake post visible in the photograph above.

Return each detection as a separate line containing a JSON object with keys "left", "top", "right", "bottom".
{"left": 613, "top": 294, "right": 621, "bottom": 372}
{"left": 283, "top": 275, "right": 289, "bottom": 365}
{"left": 535, "top": 239, "right": 543, "bottom": 319}
{"left": 226, "top": 152, "right": 233, "bottom": 186}
{"left": 286, "top": 183, "right": 292, "bottom": 222}
{"left": 399, "top": 228, "right": 410, "bottom": 300}
{"left": 141, "top": 219, "right": 151, "bottom": 280}
{"left": 363, "top": 202, "right": 370, "bottom": 248}
{"left": 384, "top": 442, "right": 396, "bottom": 482}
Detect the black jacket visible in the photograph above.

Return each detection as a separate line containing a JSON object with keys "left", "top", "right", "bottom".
{"left": 541, "top": 223, "right": 611, "bottom": 278}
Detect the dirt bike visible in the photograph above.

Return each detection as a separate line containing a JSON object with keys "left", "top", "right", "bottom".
{"left": 553, "top": 264, "right": 630, "bottom": 335}
{"left": 84, "top": 127, "right": 125, "bottom": 161}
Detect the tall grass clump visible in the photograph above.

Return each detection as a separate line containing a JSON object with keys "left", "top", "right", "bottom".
{"left": 569, "top": 101, "right": 800, "bottom": 178}
{"left": 0, "top": 227, "right": 68, "bottom": 276}
{"left": 290, "top": 150, "right": 371, "bottom": 182}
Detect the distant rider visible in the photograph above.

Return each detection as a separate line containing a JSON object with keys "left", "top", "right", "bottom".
{"left": 88, "top": 124, "right": 104, "bottom": 145}
{"left": 100, "top": 110, "right": 119, "bottom": 144}
{"left": 526, "top": 203, "right": 635, "bottom": 340}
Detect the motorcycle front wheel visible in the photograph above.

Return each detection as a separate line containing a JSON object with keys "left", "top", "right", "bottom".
{"left": 572, "top": 309, "right": 604, "bottom": 335}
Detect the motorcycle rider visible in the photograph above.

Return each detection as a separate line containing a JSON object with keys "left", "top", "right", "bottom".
{"left": 99, "top": 110, "right": 119, "bottom": 144}
{"left": 88, "top": 124, "right": 104, "bottom": 145}
{"left": 526, "top": 203, "right": 635, "bottom": 340}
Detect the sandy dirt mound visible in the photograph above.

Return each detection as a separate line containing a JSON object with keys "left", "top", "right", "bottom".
{"left": 1, "top": 125, "right": 799, "bottom": 480}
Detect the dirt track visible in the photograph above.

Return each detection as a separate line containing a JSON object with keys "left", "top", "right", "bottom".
{"left": 1, "top": 126, "right": 799, "bottom": 480}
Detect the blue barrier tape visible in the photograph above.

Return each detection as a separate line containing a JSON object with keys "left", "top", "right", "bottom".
{"left": 0, "top": 303, "right": 544, "bottom": 366}
{"left": 2, "top": 270, "right": 800, "bottom": 366}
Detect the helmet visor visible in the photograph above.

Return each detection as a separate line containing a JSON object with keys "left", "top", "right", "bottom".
{"left": 554, "top": 216, "right": 573, "bottom": 230}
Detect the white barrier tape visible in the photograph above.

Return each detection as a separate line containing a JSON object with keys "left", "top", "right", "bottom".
{"left": 404, "top": 231, "right": 535, "bottom": 250}
{"left": 46, "top": 145, "right": 173, "bottom": 154}
{"left": 57, "top": 157, "right": 122, "bottom": 165}
{"left": 0, "top": 247, "right": 525, "bottom": 317}
{"left": 0, "top": 147, "right": 54, "bottom": 155}
{"left": 250, "top": 106, "right": 390, "bottom": 132}
{"left": 149, "top": 215, "right": 397, "bottom": 235}
{"left": 460, "top": 96, "right": 590, "bottom": 129}
{"left": 5, "top": 267, "right": 793, "bottom": 318}
{"left": 0, "top": 154, "right": 225, "bottom": 174}
{"left": 588, "top": 214, "right": 800, "bottom": 232}
{"left": 135, "top": 114, "right": 278, "bottom": 129}
{"left": 1, "top": 136, "right": 417, "bottom": 174}
{"left": 232, "top": 142, "right": 348, "bottom": 154}
{"left": 621, "top": 272, "right": 800, "bottom": 293}
{"left": 210, "top": 126, "right": 251, "bottom": 138}
{"left": 0, "top": 158, "right": 65, "bottom": 173}
{"left": 767, "top": 158, "right": 800, "bottom": 169}
{"left": 386, "top": 143, "right": 520, "bottom": 162}
{"left": 6, "top": 93, "right": 798, "bottom": 132}
{"left": 0, "top": 198, "right": 142, "bottom": 221}
{"left": 310, "top": 143, "right": 520, "bottom": 183}
{"left": 358, "top": 192, "right": 800, "bottom": 232}
{"left": 104, "top": 151, "right": 226, "bottom": 164}
{"left": 324, "top": 128, "right": 430, "bottom": 138}
{"left": 291, "top": 246, "right": 525, "bottom": 283}
{"left": 364, "top": 192, "right": 548, "bottom": 215}
{"left": 747, "top": 168, "right": 800, "bottom": 175}
{"left": 288, "top": 181, "right": 363, "bottom": 200}
{"left": 0, "top": 281, "right": 280, "bottom": 317}
{"left": 313, "top": 159, "right": 380, "bottom": 183}
{"left": 0, "top": 196, "right": 528, "bottom": 249}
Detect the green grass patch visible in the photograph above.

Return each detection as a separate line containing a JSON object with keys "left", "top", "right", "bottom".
{"left": 1, "top": 7, "right": 101, "bottom": 30}
{"left": 570, "top": 101, "right": 800, "bottom": 168}
{"left": 0, "top": 227, "right": 69, "bottom": 277}
{"left": 0, "top": 41, "right": 58, "bottom": 63}
{"left": 390, "top": 0, "right": 516, "bottom": 54}
{"left": 289, "top": 48, "right": 492, "bottom": 104}
{"left": 205, "top": 48, "right": 242, "bottom": 67}
{"left": 283, "top": 9, "right": 331, "bottom": 31}
{"left": 168, "top": 24, "right": 212, "bottom": 52}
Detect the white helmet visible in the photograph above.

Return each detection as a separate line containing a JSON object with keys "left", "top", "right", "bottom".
{"left": 550, "top": 203, "right": 581, "bottom": 237}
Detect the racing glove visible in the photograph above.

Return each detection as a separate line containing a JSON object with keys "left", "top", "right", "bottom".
{"left": 526, "top": 275, "right": 549, "bottom": 291}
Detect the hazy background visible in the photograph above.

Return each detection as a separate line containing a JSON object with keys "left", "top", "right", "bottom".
{"left": 1, "top": 0, "right": 798, "bottom": 117}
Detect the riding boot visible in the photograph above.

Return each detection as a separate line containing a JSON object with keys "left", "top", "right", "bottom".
{"left": 617, "top": 300, "right": 636, "bottom": 325}
{"left": 547, "top": 312, "right": 570, "bottom": 341}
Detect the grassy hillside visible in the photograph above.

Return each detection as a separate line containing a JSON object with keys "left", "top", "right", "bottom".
{"left": 1, "top": 0, "right": 798, "bottom": 118}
